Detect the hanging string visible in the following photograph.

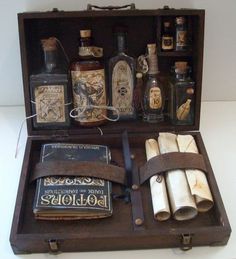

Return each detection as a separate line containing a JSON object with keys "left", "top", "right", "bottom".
{"left": 55, "top": 37, "right": 70, "bottom": 64}
{"left": 70, "top": 105, "right": 120, "bottom": 122}
{"left": 15, "top": 114, "right": 37, "bottom": 158}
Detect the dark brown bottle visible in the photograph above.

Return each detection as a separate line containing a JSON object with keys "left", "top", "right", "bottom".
{"left": 161, "top": 21, "right": 174, "bottom": 51}
{"left": 30, "top": 37, "right": 71, "bottom": 129}
{"left": 70, "top": 30, "right": 107, "bottom": 127}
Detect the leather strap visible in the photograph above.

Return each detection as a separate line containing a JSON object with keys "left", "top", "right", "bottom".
{"left": 31, "top": 161, "right": 126, "bottom": 185}
{"left": 139, "top": 152, "right": 207, "bottom": 185}
{"left": 130, "top": 161, "right": 145, "bottom": 230}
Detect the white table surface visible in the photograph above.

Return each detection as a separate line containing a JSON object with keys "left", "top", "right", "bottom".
{"left": 0, "top": 101, "right": 235, "bottom": 259}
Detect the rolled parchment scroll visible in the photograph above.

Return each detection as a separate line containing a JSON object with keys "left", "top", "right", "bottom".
{"left": 158, "top": 132, "right": 198, "bottom": 221}
{"left": 177, "top": 134, "right": 213, "bottom": 212}
{"left": 145, "top": 139, "right": 170, "bottom": 221}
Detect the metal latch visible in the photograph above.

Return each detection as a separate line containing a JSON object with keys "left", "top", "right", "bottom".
{"left": 181, "top": 234, "right": 193, "bottom": 251}
{"left": 48, "top": 239, "right": 60, "bottom": 254}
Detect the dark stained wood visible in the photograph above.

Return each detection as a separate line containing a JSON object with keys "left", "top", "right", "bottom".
{"left": 11, "top": 8, "right": 231, "bottom": 254}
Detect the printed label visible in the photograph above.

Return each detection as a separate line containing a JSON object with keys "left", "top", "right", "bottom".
{"left": 149, "top": 86, "right": 162, "bottom": 109}
{"left": 112, "top": 60, "right": 134, "bottom": 116}
{"left": 34, "top": 85, "right": 65, "bottom": 123}
{"left": 176, "top": 31, "right": 187, "bottom": 47}
{"left": 162, "top": 36, "right": 174, "bottom": 50}
{"left": 71, "top": 69, "right": 106, "bottom": 123}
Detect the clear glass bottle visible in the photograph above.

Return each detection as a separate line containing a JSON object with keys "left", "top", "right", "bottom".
{"left": 30, "top": 37, "right": 71, "bottom": 129}
{"left": 162, "top": 21, "right": 174, "bottom": 51}
{"left": 143, "top": 44, "right": 165, "bottom": 123}
{"left": 109, "top": 28, "right": 136, "bottom": 120}
{"left": 175, "top": 16, "right": 188, "bottom": 51}
{"left": 70, "top": 29, "right": 107, "bottom": 127}
{"left": 169, "top": 62, "right": 195, "bottom": 125}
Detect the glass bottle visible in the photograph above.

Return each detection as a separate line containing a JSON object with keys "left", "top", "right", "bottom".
{"left": 143, "top": 44, "right": 165, "bottom": 123}
{"left": 175, "top": 16, "right": 188, "bottom": 51}
{"left": 109, "top": 29, "right": 136, "bottom": 120}
{"left": 70, "top": 29, "right": 107, "bottom": 127}
{"left": 30, "top": 37, "right": 71, "bottom": 129}
{"left": 133, "top": 72, "right": 144, "bottom": 118}
{"left": 161, "top": 21, "right": 174, "bottom": 51}
{"left": 169, "top": 62, "right": 195, "bottom": 125}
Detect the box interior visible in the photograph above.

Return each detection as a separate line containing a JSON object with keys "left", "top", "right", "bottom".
{"left": 16, "top": 133, "right": 223, "bottom": 236}
{"left": 19, "top": 11, "right": 203, "bottom": 136}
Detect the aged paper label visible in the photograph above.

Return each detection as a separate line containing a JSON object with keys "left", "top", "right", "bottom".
{"left": 112, "top": 60, "right": 134, "bottom": 116}
{"left": 34, "top": 85, "right": 65, "bottom": 123}
{"left": 149, "top": 86, "right": 162, "bottom": 109}
{"left": 71, "top": 69, "right": 106, "bottom": 123}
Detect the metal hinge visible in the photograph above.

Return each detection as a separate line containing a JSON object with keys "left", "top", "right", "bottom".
{"left": 180, "top": 234, "right": 193, "bottom": 251}
{"left": 48, "top": 239, "right": 61, "bottom": 254}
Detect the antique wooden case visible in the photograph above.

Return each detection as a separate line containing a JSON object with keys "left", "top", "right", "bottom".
{"left": 10, "top": 6, "right": 231, "bottom": 254}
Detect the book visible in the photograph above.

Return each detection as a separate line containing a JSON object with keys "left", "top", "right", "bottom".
{"left": 33, "top": 143, "right": 112, "bottom": 220}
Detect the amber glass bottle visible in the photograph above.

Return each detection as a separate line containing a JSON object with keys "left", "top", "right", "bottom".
{"left": 70, "top": 30, "right": 107, "bottom": 127}
{"left": 143, "top": 44, "right": 165, "bottom": 123}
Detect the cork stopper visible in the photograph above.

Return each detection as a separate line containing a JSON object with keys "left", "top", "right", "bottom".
{"left": 147, "top": 43, "right": 158, "bottom": 74}
{"left": 147, "top": 44, "right": 157, "bottom": 55}
{"left": 176, "top": 16, "right": 186, "bottom": 25}
{"left": 136, "top": 72, "right": 143, "bottom": 79}
{"left": 80, "top": 29, "right": 91, "bottom": 38}
{"left": 41, "top": 37, "right": 57, "bottom": 51}
{"left": 164, "top": 21, "right": 171, "bottom": 27}
{"left": 175, "top": 61, "right": 188, "bottom": 73}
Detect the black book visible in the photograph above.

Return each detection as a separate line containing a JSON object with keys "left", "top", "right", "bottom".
{"left": 33, "top": 143, "right": 112, "bottom": 220}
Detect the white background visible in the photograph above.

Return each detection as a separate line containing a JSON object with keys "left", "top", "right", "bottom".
{"left": 0, "top": 1, "right": 236, "bottom": 259}
{"left": 0, "top": 0, "right": 236, "bottom": 106}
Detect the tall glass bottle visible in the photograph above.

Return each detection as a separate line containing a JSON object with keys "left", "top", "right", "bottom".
{"left": 161, "top": 21, "right": 174, "bottom": 51}
{"left": 109, "top": 29, "right": 136, "bottom": 120}
{"left": 30, "top": 37, "right": 71, "bottom": 129}
{"left": 175, "top": 16, "right": 188, "bottom": 51}
{"left": 70, "top": 29, "right": 107, "bottom": 127}
{"left": 169, "top": 61, "right": 195, "bottom": 125}
{"left": 143, "top": 44, "right": 165, "bottom": 123}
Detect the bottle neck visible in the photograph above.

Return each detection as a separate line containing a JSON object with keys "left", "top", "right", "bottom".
{"left": 80, "top": 37, "right": 92, "bottom": 47}
{"left": 116, "top": 33, "right": 127, "bottom": 53}
{"left": 148, "top": 54, "right": 159, "bottom": 75}
{"left": 43, "top": 49, "right": 58, "bottom": 73}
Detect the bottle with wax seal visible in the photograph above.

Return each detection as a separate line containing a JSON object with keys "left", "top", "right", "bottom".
{"left": 169, "top": 61, "right": 195, "bottom": 125}
{"left": 143, "top": 44, "right": 165, "bottom": 123}
{"left": 70, "top": 29, "right": 107, "bottom": 127}
{"left": 109, "top": 27, "right": 136, "bottom": 120}
{"left": 30, "top": 37, "right": 71, "bottom": 129}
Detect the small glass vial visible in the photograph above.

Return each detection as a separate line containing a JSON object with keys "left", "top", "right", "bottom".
{"left": 133, "top": 72, "right": 144, "bottom": 118}
{"left": 169, "top": 62, "right": 195, "bottom": 125}
{"left": 30, "top": 37, "right": 71, "bottom": 129}
{"left": 175, "top": 16, "right": 188, "bottom": 51}
{"left": 70, "top": 29, "right": 107, "bottom": 127}
{"left": 161, "top": 21, "right": 174, "bottom": 51}
{"left": 143, "top": 44, "right": 165, "bottom": 123}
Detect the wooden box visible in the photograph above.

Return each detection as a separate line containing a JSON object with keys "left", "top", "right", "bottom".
{"left": 10, "top": 5, "right": 231, "bottom": 254}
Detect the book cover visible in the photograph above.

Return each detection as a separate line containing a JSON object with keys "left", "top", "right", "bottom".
{"left": 33, "top": 143, "right": 112, "bottom": 220}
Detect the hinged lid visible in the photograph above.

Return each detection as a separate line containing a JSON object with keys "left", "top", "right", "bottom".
{"left": 18, "top": 7, "right": 204, "bottom": 136}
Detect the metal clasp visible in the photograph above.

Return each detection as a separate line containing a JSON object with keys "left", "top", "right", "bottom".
{"left": 181, "top": 234, "right": 193, "bottom": 251}
{"left": 48, "top": 239, "right": 60, "bottom": 254}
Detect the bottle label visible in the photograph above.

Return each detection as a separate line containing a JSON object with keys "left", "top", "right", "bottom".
{"left": 162, "top": 36, "right": 174, "bottom": 50}
{"left": 149, "top": 86, "right": 162, "bottom": 109}
{"left": 79, "top": 46, "right": 103, "bottom": 57}
{"left": 71, "top": 69, "right": 106, "bottom": 123}
{"left": 34, "top": 85, "right": 66, "bottom": 123}
{"left": 112, "top": 60, "right": 134, "bottom": 117}
{"left": 176, "top": 30, "right": 187, "bottom": 47}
